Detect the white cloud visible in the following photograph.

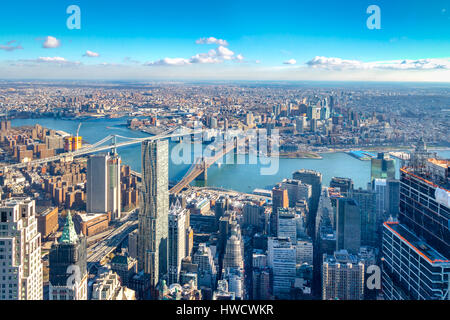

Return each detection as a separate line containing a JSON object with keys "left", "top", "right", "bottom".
{"left": 235, "top": 54, "right": 244, "bottom": 62}
{"left": 196, "top": 37, "right": 229, "bottom": 46}
{"left": 83, "top": 50, "right": 100, "bottom": 57}
{"left": 216, "top": 46, "right": 234, "bottom": 60}
{"left": 38, "top": 57, "right": 67, "bottom": 62}
{"left": 283, "top": 59, "right": 297, "bottom": 65}
{"left": 145, "top": 45, "right": 238, "bottom": 66}
{"left": 306, "top": 56, "right": 362, "bottom": 69}
{"left": 17, "top": 57, "right": 82, "bottom": 66}
{"left": 374, "top": 59, "right": 450, "bottom": 70}
{"left": 305, "top": 56, "right": 450, "bottom": 70}
{"left": 189, "top": 52, "right": 220, "bottom": 64}
{"left": 0, "top": 40, "right": 23, "bottom": 52}
{"left": 42, "top": 36, "right": 61, "bottom": 48}
{"left": 145, "top": 57, "right": 191, "bottom": 66}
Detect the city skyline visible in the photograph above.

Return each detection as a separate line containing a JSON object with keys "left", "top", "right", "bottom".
{"left": 0, "top": 0, "right": 449, "bottom": 305}
{"left": 0, "top": 0, "right": 449, "bottom": 81}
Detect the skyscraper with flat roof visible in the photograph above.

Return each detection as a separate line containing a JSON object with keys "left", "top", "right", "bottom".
{"left": 86, "top": 152, "right": 121, "bottom": 220}
{"left": 322, "top": 250, "right": 365, "bottom": 300}
{"left": 336, "top": 198, "right": 361, "bottom": 254}
{"left": 382, "top": 143, "right": 450, "bottom": 300}
{"left": 277, "top": 207, "right": 298, "bottom": 244}
{"left": 330, "top": 177, "right": 354, "bottom": 196}
{"left": 279, "top": 178, "right": 312, "bottom": 208}
{"left": 292, "top": 170, "right": 322, "bottom": 239}
{"left": 271, "top": 186, "right": 289, "bottom": 236}
{"left": 268, "top": 237, "right": 296, "bottom": 299}
{"left": 371, "top": 152, "right": 395, "bottom": 181}
{"left": 138, "top": 140, "right": 169, "bottom": 290}
{"left": 385, "top": 179, "right": 400, "bottom": 219}
{"left": 168, "top": 200, "right": 187, "bottom": 285}
{"left": 350, "top": 188, "right": 378, "bottom": 248}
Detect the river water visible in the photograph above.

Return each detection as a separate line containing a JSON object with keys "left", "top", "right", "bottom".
{"left": 11, "top": 117, "right": 450, "bottom": 194}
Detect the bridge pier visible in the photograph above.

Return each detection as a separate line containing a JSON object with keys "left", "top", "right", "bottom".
{"left": 196, "top": 160, "right": 208, "bottom": 181}
{"left": 197, "top": 167, "right": 207, "bottom": 181}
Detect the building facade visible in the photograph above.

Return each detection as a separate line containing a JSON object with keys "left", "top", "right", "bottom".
{"left": 0, "top": 198, "right": 43, "bottom": 300}
{"left": 138, "top": 140, "right": 169, "bottom": 290}
{"left": 86, "top": 152, "right": 121, "bottom": 220}
{"left": 49, "top": 211, "right": 88, "bottom": 300}
{"left": 168, "top": 201, "right": 187, "bottom": 285}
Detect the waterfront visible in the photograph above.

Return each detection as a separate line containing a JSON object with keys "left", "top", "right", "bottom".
{"left": 11, "top": 117, "right": 450, "bottom": 194}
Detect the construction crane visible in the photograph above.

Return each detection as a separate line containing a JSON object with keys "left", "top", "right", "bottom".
{"left": 76, "top": 122, "right": 82, "bottom": 139}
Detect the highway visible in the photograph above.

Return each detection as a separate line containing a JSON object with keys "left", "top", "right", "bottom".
{"left": 86, "top": 209, "right": 138, "bottom": 271}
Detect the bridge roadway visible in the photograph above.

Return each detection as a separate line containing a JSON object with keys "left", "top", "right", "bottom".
{"left": 169, "top": 135, "right": 245, "bottom": 194}
{"left": 1, "top": 127, "right": 202, "bottom": 171}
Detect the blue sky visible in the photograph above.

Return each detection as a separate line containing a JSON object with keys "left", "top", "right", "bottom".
{"left": 0, "top": 0, "right": 449, "bottom": 81}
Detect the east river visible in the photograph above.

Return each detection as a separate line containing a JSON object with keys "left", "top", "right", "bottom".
{"left": 11, "top": 117, "right": 450, "bottom": 194}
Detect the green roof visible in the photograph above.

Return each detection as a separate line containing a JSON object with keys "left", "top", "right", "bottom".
{"left": 59, "top": 210, "right": 79, "bottom": 244}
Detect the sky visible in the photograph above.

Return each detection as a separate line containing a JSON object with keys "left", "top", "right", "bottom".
{"left": 0, "top": 0, "right": 449, "bottom": 81}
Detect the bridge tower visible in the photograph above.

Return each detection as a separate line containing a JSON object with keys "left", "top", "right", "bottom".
{"left": 196, "top": 158, "right": 208, "bottom": 181}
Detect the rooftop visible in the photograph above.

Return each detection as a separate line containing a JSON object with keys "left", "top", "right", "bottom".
{"left": 384, "top": 222, "right": 449, "bottom": 265}
{"left": 401, "top": 166, "right": 450, "bottom": 192}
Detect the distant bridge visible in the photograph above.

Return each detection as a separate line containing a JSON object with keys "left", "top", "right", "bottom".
{"left": 169, "top": 135, "right": 246, "bottom": 194}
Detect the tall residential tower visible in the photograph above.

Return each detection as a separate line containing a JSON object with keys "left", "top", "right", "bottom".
{"left": 138, "top": 140, "right": 169, "bottom": 291}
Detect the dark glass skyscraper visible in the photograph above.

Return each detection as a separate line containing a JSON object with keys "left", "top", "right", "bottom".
{"left": 336, "top": 198, "right": 361, "bottom": 254}
{"left": 350, "top": 188, "right": 378, "bottom": 248}
{"left": 292, "top": 170, "right": 322, "bottom": 239}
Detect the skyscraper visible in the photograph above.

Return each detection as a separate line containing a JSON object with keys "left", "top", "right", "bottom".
{"left": 350, "top": 188, "right": 378, "bottom": 247}
{"left": 330, "top": 177, "right": 354, "bottom": 196}
{"left": 295, "top": 116, "right": 306, "bottom": 134}
{"left": 86, "top": 152, "right": 121, "bottom": 220}
{"left": 382, "top": 154, "right": 450, "bottom": 300}
{"left": 277, "top": 208, "right": 298, "bottom": 244}
{"left": 268, "top": 237, "right": 297, "bottom": 299}
{"left": 279, "top": 178, "right": 312, "bottom": 208}
{"left": 223, "top": 226, "right": 244, "bottom": 270}
{"left": 168, "top": 200, "right": 187, "bottom": 285}
{"left": 271, "top": 186, "right": 289, "bottom": 236}
{"left": 138, "top": 140, "right": 169, "bottom": 290}
{"left": 49, "top": 211, "right": 88, "bottom": 300}
{"left": 371, "top": 152, "right": 395, "bottom": 180}
{"left": 243, "top": 202, "right": 265, "bottom": 231}
{"left": 385, "top": 179, "right": 400, "bottom": 219}
{"left": 371, "top": 178, "right": 387, "bottom": 223}
{"left": 0, "top": 198, "right": 43, "bottom": 300}
{"left": 336, "top": 198, "right": 361, "bottom": 254}
{"left": 292, "top": 170, "right": 322, "bottom": 239}
{"left": 193, "top": 243, "right": 217, "bottom": 289}
{"left": 322, "top": 250, "right": 365, "bottom": 300}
